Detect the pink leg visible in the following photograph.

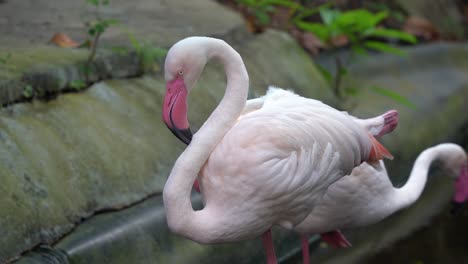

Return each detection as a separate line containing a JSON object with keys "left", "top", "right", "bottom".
{"left": 377, "top": 110, "right": 398, "bottom": 138}
{"left": 262, "top": 229, "right": 277, "bottom": 264}
{"left": 320, "top": 230, "right": 352, "bottom": 248}
{"left": 301, "top": 235, "right": 310, "bottom": 264}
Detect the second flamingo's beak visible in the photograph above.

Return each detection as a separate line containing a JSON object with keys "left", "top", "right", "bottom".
{"left": 451, "top": 164, "right": 468, "bottom": 215}
{"left": 162, "top": 78, "right": 193, "bottom": 145}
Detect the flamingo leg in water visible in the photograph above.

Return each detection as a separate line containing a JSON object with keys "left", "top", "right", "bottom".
{"left": 262, "top": 229, "right": 277, "bottom": 264}
{"left": 301, "top": 235, "right": 310, "bottom": 264}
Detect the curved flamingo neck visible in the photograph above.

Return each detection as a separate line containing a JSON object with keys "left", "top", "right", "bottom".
{"left": 163, "top": 38, "right": 249, "bottom": 240}
{"left": 393, "top": 145, "right": 461, "bottom": 209}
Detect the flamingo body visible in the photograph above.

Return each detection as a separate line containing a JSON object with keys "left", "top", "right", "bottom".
{"left": 294, "top": 143, "right": 468, "bottom": 235}
{"left": 193, "top": 88, "right": 373, "bottom": 242}
{"left": 162, "top": 37, "right": 387, "bottom": 245}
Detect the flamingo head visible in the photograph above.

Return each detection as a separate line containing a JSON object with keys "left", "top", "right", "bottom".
{"left": 436, "top": 144, "right": 468, "bottom": 214}
{"left": 162, "top": 37, "right": 209, "bottom": 145}
{"left": 452, "top": 164, "right": 468, "bottom": 214}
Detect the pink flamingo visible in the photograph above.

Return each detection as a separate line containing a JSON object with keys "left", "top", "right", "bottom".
{"left": 161, "top": 36, "right": 392, "bottom": 264}
{"left": 296, "top": 143, "right": 468, "bottom": 263}
{"left": 190, "top": 109, "right": 399, "bottom": 262}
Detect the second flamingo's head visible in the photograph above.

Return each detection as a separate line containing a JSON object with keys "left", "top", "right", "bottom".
{"left": 440, "top": 144, "right": 468, "bottom": 214}
{"left": 452, "top": 164, "right": 468, "bottom": 214}
{"left": 162, "top": 37, "right": 210, "bottom": 145}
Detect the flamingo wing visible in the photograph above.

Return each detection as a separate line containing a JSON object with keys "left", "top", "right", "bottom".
{"left": 198, "top": 88, "right": 374, "bottom": 234}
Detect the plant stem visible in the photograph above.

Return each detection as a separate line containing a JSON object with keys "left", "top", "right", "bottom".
{"left": 85, "top": 31, "right": 101, "bottom": 83}
{"left": 333, "top": 56, "right": 343, "bottom": 100}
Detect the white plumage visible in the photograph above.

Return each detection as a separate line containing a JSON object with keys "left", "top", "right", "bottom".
{"left": 162, "top": 36, "right": 393, "bottom": 263}
{"left": 294, "top": 143, "right": 467, "bottom": 235}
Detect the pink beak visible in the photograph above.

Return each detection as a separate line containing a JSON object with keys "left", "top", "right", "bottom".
{"left": 452, "top": 164, "right": 468, "bottom": 214}
{"left": 162, "top": 78, "right": 192, "bottom": 145}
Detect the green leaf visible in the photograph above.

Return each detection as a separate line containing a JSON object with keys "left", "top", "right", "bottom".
{"left": 364, "top": 28, "right": 417, "bottom": 43}
{"left": 254, "top": 9, "right": 271, "bottom": 25}
{"left": 102, "top": 0, "right": 109, "bottom": 5}
{"left": 364, "top": 41, "right": 406, "bottom": 56}
{"left": 88, "top": 28, "right": 96, "bottom": 36}
{"left": 368, "top": 86, "right": 416, "bottom": 109}
{"left": 336, "top": 9, "right": 370, "bottom": 27}
{"left": 369, "top": 11, "right": 388, "bottom": 26}
{"left": 22, "top": 85, "right": 34, "bottom": 98}
{"left": 126, "top": 31, "right": 142, "bottom": 53}
{"left": 258, "top": 0, "right": 303, "bottom": 9}
{"left": 238, "top": 0, "right": 255, "bottom": 6}
{"left": 319, "top": 7, "right": 340, "bottom": 26}
{"left": 70, "top": 80, "right": 87, "bottom": 90}
{"left": 351, "top": 44, "right": 367, "bottom": 55}
{"left": 339, "top": 67, "right": 348, "bottom": 76}
{"left": 295, "top": 21, "right": 330, "bottom": 42}
{"left": 315, "top": 63, "right": 333, "bottom": 85}
{"left": 94, "top": 23, "right": 106, "bottom": 33}
{"left": 86, "top": 0, "right": 99, "bottom": 6}
{"left": 294, "top": 2, "right": 333, "bottom": 21}
{"left": 336, "top": 9, "right": 387, "bottom": 33}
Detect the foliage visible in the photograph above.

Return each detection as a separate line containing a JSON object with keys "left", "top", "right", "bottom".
{"left": 22, "top": 85, "right": 34, "bottom": 99}
{"left": 83, "top": 0, "right": 119, "bottom": 82}
{"left": 235, "top": 0, "right": 302, "bottom": 25}
{"left": 67, "top": 0, "right": 166, "bottom": 92}
{"left": 86, "top": 0, "right": 109, "bottom": 6}
{"left": 235, "top": 0, "right": 417, "bottom": 108}
{"left": 368, "top": 86, "right": 415, "bottom": 109}
{"left": 294, "top": 7, "right": 416, "bottom": 50}
{"left": 70, "top": 80, "right": 87, "bottom": 90}
{"left": 126, "top": 32, "right": 168, "bottom": 74}
{"left": 364, "top": 2, "right": 406, "bottom": 23}
{"left": 294, "top": 6, "right": 416, "bottom": 107}
{"left": 87, "top": 19, "right": 119, "bottom": 38}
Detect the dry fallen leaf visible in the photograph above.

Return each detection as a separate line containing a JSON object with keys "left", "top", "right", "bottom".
{"left": 330, "top": 34, "right": 349, "bottom": 48}
{"left": 290, "top": 29, "right": 325, "bottom": 55}
{"left": 270, "top": 6, "right": 292, "bottom": 30}
{"left": 403, "top": 16, "right": 439, "bottom": 41}
{"left": 50, "top": 32, "right": 80, "bottom": 48}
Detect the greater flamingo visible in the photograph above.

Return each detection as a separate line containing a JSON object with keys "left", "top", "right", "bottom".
{"left": 295, "top": 143, "right": 468, "bottom": 263}
{"left": 188, "top": 108, "right": 399, "bottom": 262}
{"left": 161, "top": 36, "right": 393, "bottom": 264}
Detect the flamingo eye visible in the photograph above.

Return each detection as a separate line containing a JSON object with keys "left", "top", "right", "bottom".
{"left": 178, "top": 69, "right": 184, "bottom": 76}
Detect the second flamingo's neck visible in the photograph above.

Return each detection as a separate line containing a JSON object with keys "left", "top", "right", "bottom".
{"left": 163, "top": 38, "right": 249, "bottom": 242}
{"left": 393, "top": 144, "right": 462, "bottom": 209}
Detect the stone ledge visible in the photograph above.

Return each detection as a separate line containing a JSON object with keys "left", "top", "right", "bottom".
{"left": 0, "top": 29, "right": 330, "bottom": 263}
{"left": 0, "top": 48, "right": 143, "bottom": 106}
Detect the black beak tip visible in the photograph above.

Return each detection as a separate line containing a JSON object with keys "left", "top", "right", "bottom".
{"left": 450, "top": 201, "right": 464, "bottom": 216}
{"left": 174, "top": 127, "right": 193, "bottom": 145}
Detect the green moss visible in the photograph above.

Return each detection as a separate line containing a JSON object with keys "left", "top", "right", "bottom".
{"left": 0, "top": 46, "right": 88, "bottom": 79}
{"left": 0, "top": 77, "right": 184, "bottom": 261}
